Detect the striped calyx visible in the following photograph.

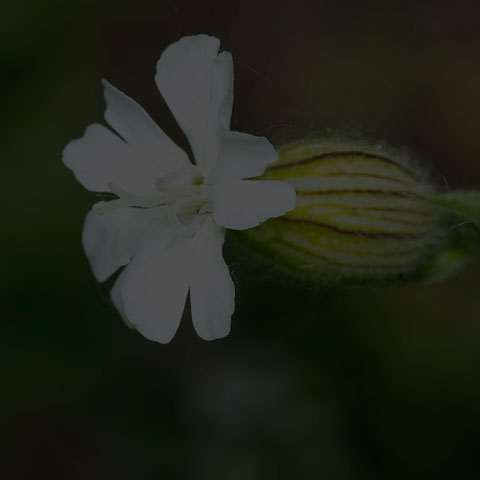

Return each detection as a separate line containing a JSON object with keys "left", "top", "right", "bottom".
{"left": 236, "top": 138, "right": 445, "bottom": 283}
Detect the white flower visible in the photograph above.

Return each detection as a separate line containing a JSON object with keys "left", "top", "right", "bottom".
{"left": 63, "top": 35, "right": 296, "bottom": 343}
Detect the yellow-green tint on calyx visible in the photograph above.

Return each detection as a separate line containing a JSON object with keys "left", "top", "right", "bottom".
{"left": 239, "top": 140, "right": 443, "bottom": 283}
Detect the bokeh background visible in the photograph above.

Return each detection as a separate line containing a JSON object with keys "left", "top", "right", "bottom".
{"left": 2, "top": 0, "right": 480, "bottom": 478}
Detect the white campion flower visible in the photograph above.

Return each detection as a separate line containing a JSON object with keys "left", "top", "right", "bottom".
{"left": 63, "top": 35, "right": 296, "bottom": 343}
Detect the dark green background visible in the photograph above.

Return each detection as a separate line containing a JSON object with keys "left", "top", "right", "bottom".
{"left": 2, "top": 1, "right": 480, "bottom": 478}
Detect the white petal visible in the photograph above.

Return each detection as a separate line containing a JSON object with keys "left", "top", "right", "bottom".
{"left": 102, "top": 80, "right": 189, "bottom": 176}
{"left": 110, "top": 216, "right": 178, "bottom": 331}
{"left": 190, "top": 217, "right": 234, "bottom": 340}
{"left": 210, "top": 179, "right": 296, "bottom": 230}
{"left": 208, "top": 131, "right": 278, "bottom": 182}
{"left": 82, "top": 202, "right": 177, "bottom": 283}
{"left": 110, "top": 268, "right": 133, "bottom": 328}
{"left": 82, "top": 202, "right": 137, "bottom": 282}
{"left": 155, "top": 35, "right": 234, "bottom": 172}
{"left": 120, "top": 238, "right": 192, "bottom": 343}
{"left": 114, "top": 210, "right": 177, "bottom": 264}
{"left": 63, "top": 123, "right": 133, "bottom": 193}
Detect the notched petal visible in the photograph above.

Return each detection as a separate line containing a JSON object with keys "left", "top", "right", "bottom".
{"left": 190, "top": 218, "right": 234, "bottom": 340}
{"left": 155, "top": 35, "right": 234, "bottom": 172}
{"left": 119, "top": 239, "right": 192, "bottom": 344}
{"left": 82, "top": 202, "right": 137, "bottom": 282}
{"left": 62, "top": 123, "right": 131, "bottom": 193}
{"left": 102, "top": 79, "right": 189, "bottom": 177}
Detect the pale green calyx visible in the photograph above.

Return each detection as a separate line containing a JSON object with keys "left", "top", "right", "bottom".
{"left": 236, "top": 136, "right": 458, "bottom": 284}
{"left": 427, "top": 190, "right": 480, "bottom": 228}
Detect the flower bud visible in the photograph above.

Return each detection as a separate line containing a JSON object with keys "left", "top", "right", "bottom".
{"left": 236, "top": 136, "right": 446, "bottom": 283}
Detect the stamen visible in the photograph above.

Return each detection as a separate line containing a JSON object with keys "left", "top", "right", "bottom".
{"left": 158, "top": 184, "right": 201, "bottom": 198}
{"left": 198, "top": 203, "right": 211, "bottom": 214}
{"left": 106, "top": 173, "right": 209, "bottom": 243}
{"left": 167, "top": 196, "right": 204, "bottom": 237}
{"left": 155, "top": 165, "right": 202, "bottom": 189}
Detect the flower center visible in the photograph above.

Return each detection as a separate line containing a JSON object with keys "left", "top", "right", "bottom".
{"left": 106, "top": 165, "right": 211, "bottom": 237}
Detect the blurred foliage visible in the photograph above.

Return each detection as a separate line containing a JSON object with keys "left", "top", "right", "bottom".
{"left": 1, "top": 0, "right": 480, "bottom": 478}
